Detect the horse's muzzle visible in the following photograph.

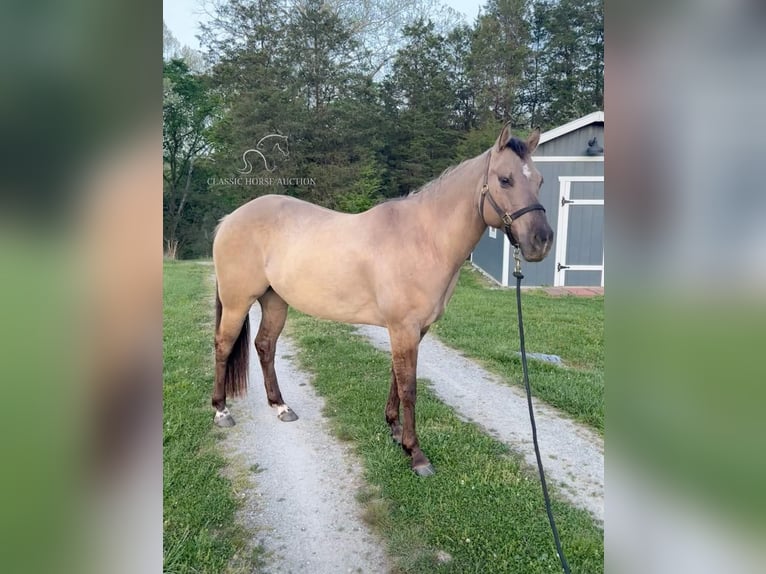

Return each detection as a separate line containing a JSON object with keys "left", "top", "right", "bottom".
{"left": 522, "top": 224, "right": 554, "bottom": 262}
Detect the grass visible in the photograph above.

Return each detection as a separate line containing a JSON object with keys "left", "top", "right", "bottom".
{"left": 163, "top": 261, "right": 260, "bottom": 573}
{"left": 431, "top": 265, "right": 604, "bottom": 432}
{"left": 288, "top": 313, "right": 604, "bottom": 574}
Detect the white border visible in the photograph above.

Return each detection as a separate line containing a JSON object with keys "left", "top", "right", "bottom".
{"left": 539, "top": 111, "right": 604, "bottom": 145}
{"left": 532, "top": 156, "right": 604, "bottom": 163}
{"left": 554, "top": 176, "right": 605, "bottom": 287}
{"left": 560, "top": 176, "right": 605, "bottom": 182}
{"left": 501, "top": 234, "right": 510, "bottom": 286}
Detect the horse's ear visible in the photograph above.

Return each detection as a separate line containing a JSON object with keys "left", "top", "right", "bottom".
{"left": 496, "top": 121, "right": 513, "bottom": 151}
{"left": 526, "top": 128, "right": 541, "bottom": 155}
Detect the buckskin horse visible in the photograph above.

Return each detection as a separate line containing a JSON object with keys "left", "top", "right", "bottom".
{"left": 211, "top": 123, "right": 553, "bottom": 476}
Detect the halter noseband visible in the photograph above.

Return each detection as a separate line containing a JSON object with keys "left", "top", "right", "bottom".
{"left": 478, "top": 150, "right": 546, "bottom": 247}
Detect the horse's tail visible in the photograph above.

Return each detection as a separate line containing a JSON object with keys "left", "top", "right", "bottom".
{"left": 215, "top": 285, "right": 249, "bottom": 397}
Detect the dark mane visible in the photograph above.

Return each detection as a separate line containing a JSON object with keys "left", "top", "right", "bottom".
{"left": 506, "top": 137, "right": 529, "bottom": 159}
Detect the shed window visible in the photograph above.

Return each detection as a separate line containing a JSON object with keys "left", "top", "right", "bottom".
{"left": 488, "top": 227, "right": 497, "bottom": 239}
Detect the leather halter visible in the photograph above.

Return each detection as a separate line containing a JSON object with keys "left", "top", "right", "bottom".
{"left": 478, "top": 150, "right": 546, "bottom": 247}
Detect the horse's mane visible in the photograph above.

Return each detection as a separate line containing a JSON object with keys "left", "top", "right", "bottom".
{"left": 394, "top": 136, "right": 529, "bottom": 201}
{"left": 406, "top": 157, "right": 473, "bottom": 198}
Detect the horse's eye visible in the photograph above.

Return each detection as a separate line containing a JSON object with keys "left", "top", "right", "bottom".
{"left": 499, "top": 176, "right": 513, "bottom": 187}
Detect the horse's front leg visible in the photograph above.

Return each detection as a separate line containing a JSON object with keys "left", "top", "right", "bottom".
{"left": 388, "top": 325, "right": 434, "bottom": 477}
{"left": 385, "top": 363, "right": 402, "bottom": 444}
{"left": 385, "top": 326, "right": 430, "bottom": 446}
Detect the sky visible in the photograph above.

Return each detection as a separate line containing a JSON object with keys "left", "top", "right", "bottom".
{"left": 163, "top": 0, "right": 484, "bottom": 52}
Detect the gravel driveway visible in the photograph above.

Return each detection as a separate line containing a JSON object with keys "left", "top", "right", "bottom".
{"left": 221, "top": 307, "right": 603, "bottom": 572}
{"left": 223, "top": 306, "right": 389, "bottom": 574}
{"left": 355, "top": 325, "right": 604, "bottom": 525}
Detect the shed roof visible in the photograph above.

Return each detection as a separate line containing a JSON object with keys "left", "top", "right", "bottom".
{"left": 539, "top": 111, "right": 604, "bottom": 145}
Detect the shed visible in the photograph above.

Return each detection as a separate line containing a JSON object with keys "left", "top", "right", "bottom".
{"left": 471, "top": 111, "right": 604, "bottom": 287}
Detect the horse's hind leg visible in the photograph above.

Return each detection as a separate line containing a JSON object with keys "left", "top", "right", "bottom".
{"left": 255, "top": 289, "right": 298, "bottom": 422}
{"left": 212, "top": 303, "right": 252, "bottom": 428}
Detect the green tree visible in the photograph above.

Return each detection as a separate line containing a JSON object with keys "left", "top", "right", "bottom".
{"left": 381, "top": 20, "right": 463, "bottom": 196}
{"left": 163, "top": 59, "right": 220, "bottom": 258}
{"left": 532, "top": 0, "right": 603, "bottom": 127}
{"left": 201, "top": 0, "right": 297, "bottom": 181}
{"left": 519, "top": 1, "right": 549, "bottom": 127}
{"left": 201, "top": 0, "right": 387, "bottom": 212}
{"left": 446, "top": 25, "right": 477, "bottom": 132}
{"left": 163, "top": 0, "right": 604, "bottom": 258}
{"left": 469, "top": 0, "right": 531, "bottom": 125}
{"left": 335, "top": 156, "right": 384, "bottom": 213}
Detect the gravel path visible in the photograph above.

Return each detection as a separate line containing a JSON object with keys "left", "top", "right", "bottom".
{"left": 355, "top": 325, "right": 604, "bottom": 524}
{"left": 221, "top": 305, "right": 602, "bottom": 573}
{"left": 222, "top": 306, "right": 389, "bottom": 574}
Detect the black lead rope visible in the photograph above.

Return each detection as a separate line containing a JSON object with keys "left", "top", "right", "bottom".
{"left": 512, "top": 247, "right": 571, "bottom": 574}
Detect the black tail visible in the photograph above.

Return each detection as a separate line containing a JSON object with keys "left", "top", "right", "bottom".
{"left": 215, "top": 286, "right": 249, "bottom": 397}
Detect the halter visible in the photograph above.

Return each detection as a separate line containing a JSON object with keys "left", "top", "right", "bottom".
{"left": 478, "top": 150, "right": 546, "bottom": 247}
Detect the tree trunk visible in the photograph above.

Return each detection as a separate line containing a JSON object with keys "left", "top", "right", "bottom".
{"left": 164, "top": 238, "right": 179, "bottom": 260}
{"left": 166, "top": 156, "right": 195, "bottom": 259}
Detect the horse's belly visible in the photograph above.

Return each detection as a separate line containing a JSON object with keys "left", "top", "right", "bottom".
{"left": 266, "top": 256, "right": 385, "bottom": 326}
{"left": 286, "top": 293, "right": 384, "bottom": 326}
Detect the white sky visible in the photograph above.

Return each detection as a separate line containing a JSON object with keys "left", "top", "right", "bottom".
{"left": 163, "top": 0, "right": 484, "bottom": 52}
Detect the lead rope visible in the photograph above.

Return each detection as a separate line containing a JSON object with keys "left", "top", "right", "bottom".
{"left": 512, "top": 246, "right": 571, "bottom": 574}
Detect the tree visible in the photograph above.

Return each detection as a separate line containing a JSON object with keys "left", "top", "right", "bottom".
{"left": 164, "top": 21, "right": 206, "bottom": 73}
{"left": 519, "top": 1, "right": 549, "bottom": 127}
{"left": 162, "top": 0, "right": 603, "bottom": 258}
{"left": 469, "top": 0, "right": 531, "bottom": 125}
{"left": 200, "top": 0, "right": 301, "bottom": 198}
{"left": 532, "top": 0, "right": 603, "bottom": 128}
{"left": 327, "top": 0, "right": 464, "bottom": 78}
{"left": 581, "top": 0, "right": 604, "bottom": 115}
{"left": 446, "top": 25, "right": 477, "bottom": 132}
{"left": 163, "top": 59, "right": 220, "bottom": 258}
{"left": 381, "top": 20, "right": 463, "bottom": 196}
{"left": 163, "top": 21, "right": 181, "bottom": 61}
{"left": 284, "top": 0, "right": 361, "bottom": 112}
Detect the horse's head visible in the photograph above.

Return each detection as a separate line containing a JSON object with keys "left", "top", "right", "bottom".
{"left": 480, "top": 123, "right": 553, "bottom": 262}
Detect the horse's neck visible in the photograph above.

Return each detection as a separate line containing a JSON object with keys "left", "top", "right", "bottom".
{"left": 415, "top": 154, "right": 488, "bottom": 265}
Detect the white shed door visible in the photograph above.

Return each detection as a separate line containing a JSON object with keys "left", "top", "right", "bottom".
{"left": 554, "top": 176, "right": 604, "bottom": 287}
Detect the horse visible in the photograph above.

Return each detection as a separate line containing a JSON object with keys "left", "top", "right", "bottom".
{"left": 212, "top": 123, "right": 553, "bottom": 476}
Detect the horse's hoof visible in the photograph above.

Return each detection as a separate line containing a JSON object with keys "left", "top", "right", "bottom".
{"left": 214, "top": 410, "right": 236, "bottom": 427}
{"left": 277, "top": 405, "right": 299, "bottom": 422}
{"left": 413, "top": 463, "right": 436, "bottom": 477}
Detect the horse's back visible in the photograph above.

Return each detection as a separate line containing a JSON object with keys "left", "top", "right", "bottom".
{"left": 219, "top": 194, "right": 339, "bottom": 228}
{"left": 214, "top": 195, "right": 384, "bottom": 322}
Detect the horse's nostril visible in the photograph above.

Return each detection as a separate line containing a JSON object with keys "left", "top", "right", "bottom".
{"left": 535, "top": 228, "right": 553, "bottom": 246}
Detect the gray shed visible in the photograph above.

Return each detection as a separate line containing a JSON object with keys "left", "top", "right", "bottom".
{"left": 471, "top": 111, "right": 604, "bottom": 287}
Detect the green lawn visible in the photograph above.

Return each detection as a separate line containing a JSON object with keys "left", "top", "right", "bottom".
{"left": 163, "top": 261, "right": 255, "bottom": 574}
{"left": 431, "top": 265, "right": 604, "bottom": 432}
{"left": 163, "top": 261, "right": 603, "bottom": 573}
{"left": 288, "top": 313, "right": 604, "bottom": 574}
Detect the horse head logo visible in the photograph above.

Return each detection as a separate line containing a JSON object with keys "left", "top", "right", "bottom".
{"left": 238, "top": 134, "right": 290, "bottom": 174}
